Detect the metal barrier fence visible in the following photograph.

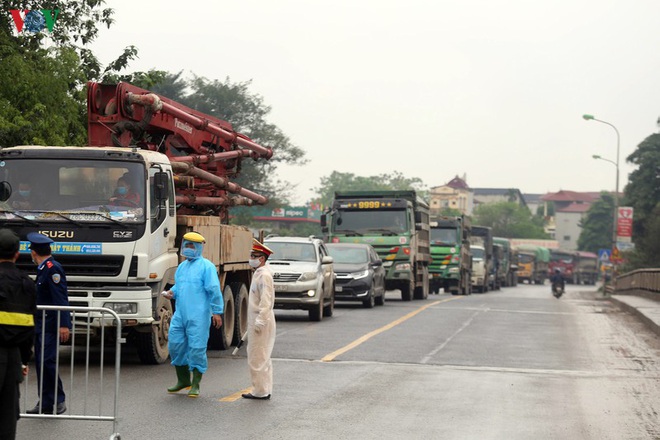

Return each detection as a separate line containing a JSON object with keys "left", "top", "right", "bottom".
{"left": 615, "top": 268, "right": 660, "bottom": 297}
{"left": 21, "top": 305, "right": 124, "bottom": 440}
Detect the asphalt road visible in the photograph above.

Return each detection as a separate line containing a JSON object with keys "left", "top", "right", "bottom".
{"left": 17, "top": 283, "right": 660, "bottom": 440}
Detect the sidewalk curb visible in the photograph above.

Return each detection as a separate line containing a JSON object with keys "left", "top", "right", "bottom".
{"left": 609, "top": 296, "right": 660, "bottom": 337}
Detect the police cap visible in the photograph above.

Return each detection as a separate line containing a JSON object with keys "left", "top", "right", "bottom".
{"left": 27, "top": 232, "right": 53, "bottom": 250}
{"left": 0, "top": 228, "right": 20, "bottom": 255}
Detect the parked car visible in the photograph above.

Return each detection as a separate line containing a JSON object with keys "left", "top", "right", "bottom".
{"left": 264, "top": 236, "right": 335, "bottom": 321}
{"left": 325, "top": 243, "right": 386, "bottom": 308}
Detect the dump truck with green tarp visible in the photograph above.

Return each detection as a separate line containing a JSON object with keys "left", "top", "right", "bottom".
{"left": 321, "top": 190, "right": 431, "bottom": 301}
{"left": 429, "top": 215, "right": 471, "bottom": 295}
{"left": 515, "top": 244, "right": 550, "bottom": 284}
{"left": 493, "top": 237, "right": 518, "bottom": 287}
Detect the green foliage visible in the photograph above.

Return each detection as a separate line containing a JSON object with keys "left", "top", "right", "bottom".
{"left": 577, "top": 192, "right": 614, "bottom": 253}
{"left": 313, "top": 171, "right": 427, "bottom": 207}
{"left": 0, "top": 1, "right": 138, "bottom": 147}
{"left": 472, "top": 202, "right": 548, "bottom": 238}
{"left": 437, "top": 207, "right": 463, "bottom": 217}
{"left": 140, "top": 73, "right": 307, "bottom": 205}
{"left": 620, "top": 133, "right": 660, "bottom": 269}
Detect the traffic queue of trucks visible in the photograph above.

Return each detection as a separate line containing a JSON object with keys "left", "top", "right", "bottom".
{"left": 1, "top": 80, "right": 609, "bottom": 373}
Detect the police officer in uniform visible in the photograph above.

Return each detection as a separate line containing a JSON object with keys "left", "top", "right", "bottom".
{"left": 26, "top": 232, "right": 70, "bottom": 415}
{"left": 0, "top": 228, "right": 36, "bottom": 440}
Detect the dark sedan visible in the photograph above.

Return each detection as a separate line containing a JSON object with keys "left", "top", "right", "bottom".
{"left": 326, "top": 243, "right": 386, "bottom": 308}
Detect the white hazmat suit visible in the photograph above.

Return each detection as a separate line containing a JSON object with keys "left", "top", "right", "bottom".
{"left": 247, "top": 264, "right": 276, "bottom": 397}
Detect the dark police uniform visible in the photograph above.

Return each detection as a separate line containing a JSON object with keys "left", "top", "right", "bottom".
{"left": 28, "top": 233, "right": 71, "bottom": 414}
{"left": 0, "top": 229, "right": 36, "bottom": 440}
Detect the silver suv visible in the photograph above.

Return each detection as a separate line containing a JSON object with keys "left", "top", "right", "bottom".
{"left": 264, "top": 236, "right": 335, "bottom": 321}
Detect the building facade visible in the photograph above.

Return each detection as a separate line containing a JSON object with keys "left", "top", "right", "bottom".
{"left": 428, "top": 175, "right": 473, "bottom": 216}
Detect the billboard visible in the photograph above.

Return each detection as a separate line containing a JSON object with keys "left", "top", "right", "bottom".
{"left": 616, "top": 207, "right": 633, "bottom": 243}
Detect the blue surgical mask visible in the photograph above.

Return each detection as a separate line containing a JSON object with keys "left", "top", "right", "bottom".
{"left": 19, "top": 190, "right": 30, "bottom": 198}
{"left": 182, "top": 248, "right": 197, "bottom": 259}
{"left": 181, "top": 240, "right": 203, "bottom": 260}
{"left": 117, "top": 187, "right": 128, "bottom": 196}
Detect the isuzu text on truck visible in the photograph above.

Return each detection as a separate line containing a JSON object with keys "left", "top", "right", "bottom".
{"left": 0, "top": 82, "right": 273, "bottom": 364}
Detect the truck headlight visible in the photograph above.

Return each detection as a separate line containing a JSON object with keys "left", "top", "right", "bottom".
{"left": 103, "top": 302, "right": 137, "bottom": 314}
{"left": 298, "top": 272, "right": 317, "bottom": 282}
{"left": 395, "top": 263, "right": 411, "bottom": 271}
{"left": 351, "top": 269, "right": 369, "bottom": 279}
{"left": 448, "top": 267, "right": 459, "bottom": 274}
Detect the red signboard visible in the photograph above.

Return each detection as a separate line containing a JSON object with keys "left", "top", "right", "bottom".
{"left": 616, "top": 207, "right": 633, "bottom": 242}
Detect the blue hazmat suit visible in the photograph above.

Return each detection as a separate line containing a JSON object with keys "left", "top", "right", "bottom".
{"left": 168, "top": 240, "right": 223, "bottom": 373}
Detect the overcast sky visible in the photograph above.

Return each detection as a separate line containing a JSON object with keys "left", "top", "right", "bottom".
{"left": 92, "top": 0, "right": 660, "bottom": 205}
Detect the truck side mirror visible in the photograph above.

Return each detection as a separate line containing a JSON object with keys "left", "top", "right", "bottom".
{"left": 0, "top": 181, "right": 10, "bottom": 202}
{"left": 320, "top": 214, "right": 326, "bottom": 227}
{"left": 154, "top": 172, "right": 169, "bottom": 200}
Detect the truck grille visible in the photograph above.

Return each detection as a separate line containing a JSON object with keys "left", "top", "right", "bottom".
{"left": 17, "top": 254, "right": 125, "bottom": 277}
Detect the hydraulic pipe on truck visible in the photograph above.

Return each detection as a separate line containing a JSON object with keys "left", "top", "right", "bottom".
{"left": 127, "top": 92, "right": 273, "bottom": 160}
{"left": 171, "top": 161, "right": 268, "bottom": 205}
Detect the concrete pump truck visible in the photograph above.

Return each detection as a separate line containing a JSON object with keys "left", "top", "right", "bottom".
{"left": 0, "top": 82, "right": 274, "bottom": 364}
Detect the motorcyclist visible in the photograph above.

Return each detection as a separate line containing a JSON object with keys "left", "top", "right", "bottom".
{"left": 550, "top": 268, "right": 565, "bottom": 292}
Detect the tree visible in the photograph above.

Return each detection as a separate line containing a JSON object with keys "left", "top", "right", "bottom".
{"left": 620, "top": 132, "right": 660, "bottom": 269}
{"left": 577, "top": 192, "right": 614, "bottom": 253}
{"left": 313, "top": 171, "right": 426, "bottom": 207}
{"left": 130, "top": 73, "right": 307, "bottom": 205}
{"left": 472, "top": 202, "right": 548, "bottom": 238}
{"left": 0, "top": 1, "right": 138, "bottom": 147}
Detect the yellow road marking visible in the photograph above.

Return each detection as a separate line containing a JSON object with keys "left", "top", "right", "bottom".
{"left": 219, "top": 387, "right": 252, "bottom": 402}
{"left": 320, "top": 296, "right": 461, "bottom": 362}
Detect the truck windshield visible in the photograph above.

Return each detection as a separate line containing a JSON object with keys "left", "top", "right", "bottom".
{"left": 0, "top": 158, "right": 145, "bottom": 223}
{"left": 519, "top": 254, "right": 533, "bottom": 264}
{"left": 431, "top": 228, "right": 458, "bottom": 245}
{"left": 333, "top": 210, "right": 407, "bottom": 234}
{"left": 551, "top": 253, "right": 573, "bottom": 263}
{"left": 472, "top": 248, "right": 484, "bottom": 259}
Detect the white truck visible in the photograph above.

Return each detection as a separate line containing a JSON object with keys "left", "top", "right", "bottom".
{"left": 0, "top": 82, "right": 274, "bottom": 364}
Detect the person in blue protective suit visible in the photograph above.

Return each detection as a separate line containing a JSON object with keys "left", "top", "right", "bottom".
{"left": 161, "top": 232, "right": 223, "bottom": 398}
{"left": 25, "top": 232, "right": 70, "bottom": 415}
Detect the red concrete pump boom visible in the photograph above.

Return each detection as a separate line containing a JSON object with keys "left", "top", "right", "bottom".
{"left": 87, "top": 81, "right": 273, "bottom": 219}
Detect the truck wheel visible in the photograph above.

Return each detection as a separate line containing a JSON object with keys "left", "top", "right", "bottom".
{"left": 324, "top": 289, "right": 335, "bottom": 317}
{"left": 136, "top": 294, "right": 172, "bottom": 364}
{"left": 231, "top": 282, "right": 248, "bottom": 346}
{"left": 400, "top": 280, "right": 414, "bottom": 301}
{"left": 208, "top": 285, "right": 235, "bottom": 350}
{"left": 413, "top": 267, "right": 429, "bottom": 300}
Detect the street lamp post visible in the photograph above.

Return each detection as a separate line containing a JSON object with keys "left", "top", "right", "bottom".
{"left": 583, "top": 114, "right": 620, "bottom": 286}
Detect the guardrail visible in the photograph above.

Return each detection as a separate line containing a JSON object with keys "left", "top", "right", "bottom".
{"left": 615, "top": 268, "right": 660, "bottom": 298}
{"left": 22, "top": 305, "right": 123, "bottom": 440}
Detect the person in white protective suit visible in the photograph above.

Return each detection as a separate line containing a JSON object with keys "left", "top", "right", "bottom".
{"left": 242, "top": 239, "right": 276, "bottom": 400}
{"left": 161, "top": 232, "right": 223, "bottom": 398}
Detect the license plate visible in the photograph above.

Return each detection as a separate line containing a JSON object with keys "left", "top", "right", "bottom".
{"left": 274, "top": 283, "right": 287, "bottom": 291}
{"left": 335, "top": 286, "right": 343, "bottom": 292}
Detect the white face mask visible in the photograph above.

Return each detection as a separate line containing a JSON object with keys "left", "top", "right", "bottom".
{"left": 248, "top": 258, "right": 261, "bottom": 268}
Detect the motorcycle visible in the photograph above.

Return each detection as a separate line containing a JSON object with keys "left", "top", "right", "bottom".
{"left": 552, "top": 282, "right": 564, "bottom": 299}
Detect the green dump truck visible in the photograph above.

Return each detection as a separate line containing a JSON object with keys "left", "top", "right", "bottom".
{"left": 321, "top": 190, "right": 431, "bottom": 301}
{"left": 493, "top": 237, "right": 518, "bottom": 287}
{"left": 429, "top": 216, "right": 472, "bottom": 295}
